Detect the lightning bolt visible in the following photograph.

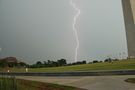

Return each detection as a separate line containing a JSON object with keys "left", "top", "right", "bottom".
{"left": 70, "top": 0, "right": 81, "bottom": 62}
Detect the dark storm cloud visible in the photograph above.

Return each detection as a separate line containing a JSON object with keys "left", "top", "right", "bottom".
{"left": 0, "top": 0, "right": 127, "bottom": 63}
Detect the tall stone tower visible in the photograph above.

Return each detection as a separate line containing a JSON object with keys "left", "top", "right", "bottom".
{"left": 122, "top": 0, "right": 135, "bottom": 58}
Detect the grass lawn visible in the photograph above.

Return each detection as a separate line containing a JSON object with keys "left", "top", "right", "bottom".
{"left": 1, "top": 59, "right": 135, "bottom": 72}
{"left": 17, "top": 79, "right": 85, "bottom": 90}
{"left": 125, "top": 78, "right": 135, "bottom": 83}
{"left": 0, "top": 77, "right": 85, "bottom": 90}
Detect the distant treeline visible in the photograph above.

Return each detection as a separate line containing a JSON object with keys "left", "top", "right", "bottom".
{"left": 29, "top": 59, "right": 87, "bottom": 68}
{"left": 29, "top": 58, "right": 120, "bottom": 68}
{"left": 0, "top": 56, "right": 120, "bottom": 68}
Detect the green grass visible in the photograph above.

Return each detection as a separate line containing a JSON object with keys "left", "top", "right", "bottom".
{"left": 0, "top": 76, "right": 17, "bottom": 90}
{"left": 17, "top": 79, "right": 85, "bottom": 90}
{"left": 1, "top": 59, "right": 135, "bottom": 72}
{"left": 125, "top": 78, "right": 135, "bottom": 83}
{"left": 0, "top": 77, "right": 85, "bottom": 90}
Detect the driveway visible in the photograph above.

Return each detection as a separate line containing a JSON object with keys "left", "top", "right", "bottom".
{"left": 17, "top": 75, "right": 135, "bottom": 90}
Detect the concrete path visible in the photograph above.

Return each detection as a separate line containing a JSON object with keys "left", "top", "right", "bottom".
{"left": 17, "top": 75, "right": 135, "bottom": 90}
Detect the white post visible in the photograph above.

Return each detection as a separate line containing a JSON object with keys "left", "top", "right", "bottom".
{"left": 26, "top": 68, "right": 28, "bottom": 72}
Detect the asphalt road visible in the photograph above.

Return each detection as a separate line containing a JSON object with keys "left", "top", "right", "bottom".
{"left": 17, "top": 75, "right": 135, "bottom": 90}
{"left": 1, "top": 70, "right": 135, "bottom": 76}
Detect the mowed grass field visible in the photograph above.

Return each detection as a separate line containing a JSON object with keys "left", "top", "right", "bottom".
{"left": 2, "top": 59, "right": 135, "bottom": 72}
{"left": 0, "top": 77, "right": 85, "bottom": 90}
{"left": 17, "top": 79, "right": 85, "bottom": 90}
{"left": 125, "top": 78, "right": 135, "bottom": 84}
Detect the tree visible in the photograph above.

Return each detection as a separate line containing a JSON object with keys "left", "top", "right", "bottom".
{"left": 93, "top": 60, "right": 99, "bottom": 63}
{"left": 82, "top": 61, "right": 87, "bottom": 64}
{"left": 52, "top": 61, "right": 58, "bottom": 67}
{"left": 0, "top": 60, "right": 8, "bottom": 67}
{"left": 19, "top": 62, "right": 27, "bottom": 67}
{"left": 57, "top": 59, "right": 67, "bottom": 66}
{"left": 104, "top": 58, "right": 112, "bottom": 63}
{"left": 36, "top": 61, "right": 43, "bottom": 68}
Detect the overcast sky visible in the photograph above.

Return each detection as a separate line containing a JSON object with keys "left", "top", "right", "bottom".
{"left": 0, "top": 0, "right": 127, "bottom": 64}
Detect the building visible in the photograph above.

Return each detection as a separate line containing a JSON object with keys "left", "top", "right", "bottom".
{"left": 122, "top": 0, "right": 135, "bottom": 58}
{"left": 0, "top": 57, "right": 26, "bottom": 67}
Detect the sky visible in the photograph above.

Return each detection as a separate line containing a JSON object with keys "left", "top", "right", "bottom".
{"left": 0, "top": 0, "right": 128, "bottom": 64}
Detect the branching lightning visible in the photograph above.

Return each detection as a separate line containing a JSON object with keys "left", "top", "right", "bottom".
{"left": 70, "top": 0, "right": 81, "bottom": 62}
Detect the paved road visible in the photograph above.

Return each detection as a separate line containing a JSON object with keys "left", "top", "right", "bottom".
{"left": 2, "top": 70, "right": 135, "bottom": 76}
{"left": 17, "top": 75, "right": 135, "bottom": 90}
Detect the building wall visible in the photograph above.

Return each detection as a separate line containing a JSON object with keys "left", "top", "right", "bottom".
{"left": 130, "top": 0, "right": 135, "bottom": 24}
{"left": 122, "top": 0, "right": 135, "bottom": 58}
